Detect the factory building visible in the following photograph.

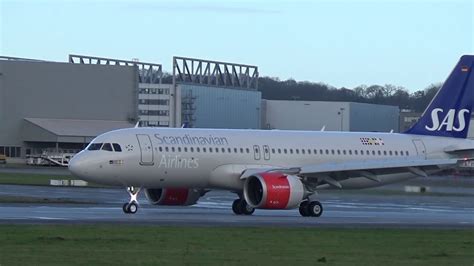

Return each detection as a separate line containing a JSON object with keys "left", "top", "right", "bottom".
{"left": 0, "top": 55, "right": 261, "bottom": 163}
{"left": 262, "top": 100, "right": 399, "bottom": 132}
{"left": 0, "top": 56, "right": 138, "bottom": 162}
{"left": 174, "top": 57, "right": 261, "bottom": 129}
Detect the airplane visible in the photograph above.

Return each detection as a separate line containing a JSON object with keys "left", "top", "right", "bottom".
{"left": 69, "top": 55, "right": 474, "bottom": 217}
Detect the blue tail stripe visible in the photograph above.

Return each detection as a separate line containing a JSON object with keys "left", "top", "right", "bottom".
{"left": 405, "top": 55, "right": 474, "bottom": 138}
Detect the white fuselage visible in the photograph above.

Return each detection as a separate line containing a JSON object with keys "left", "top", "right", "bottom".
{"left": 69, "top": 127, "right": 467, "bottom": 191}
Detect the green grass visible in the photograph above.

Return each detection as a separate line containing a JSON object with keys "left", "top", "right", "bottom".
{"left": 0, "top": 172, "right": 72, "bottom": 186}
{"left": 0, "top": 225, "right": 472, "bottom": 265}
{"left": 0, "top": 172, "right": 105, "bottom": 187}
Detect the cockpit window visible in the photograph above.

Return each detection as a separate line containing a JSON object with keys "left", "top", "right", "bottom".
{"left": 101, "top": 143, "right": 113, "bottom": 151}
{"left": 87, "top": 143, "right": 103, "bottom": 151}
{"left": 112, "top": 143, "right": 122, "bottom": 152}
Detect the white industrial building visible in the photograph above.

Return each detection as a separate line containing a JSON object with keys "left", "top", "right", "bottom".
{"left": 262, "top": 100, "right": 400, "bottom": 132}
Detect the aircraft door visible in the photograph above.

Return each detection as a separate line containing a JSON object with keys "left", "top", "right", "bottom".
{"left": 136, "top": 134, "right": 154, "bottom": 165}
{"left": 412, "top": 139, "right": 426, "bottom": 159}
{"left": 253, "top": 145, "right": 261, "bottom": 160}
{"left": 263, "top": 145, "right": 271, "bottom": 160}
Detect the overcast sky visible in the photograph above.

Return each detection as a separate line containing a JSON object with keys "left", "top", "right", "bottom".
{"left": 1, "top": 0, "right": 473, "bottom": 91}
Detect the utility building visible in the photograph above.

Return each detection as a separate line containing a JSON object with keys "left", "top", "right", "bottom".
{"left": 262, "top": 100, "right": 399, "bottom": 132}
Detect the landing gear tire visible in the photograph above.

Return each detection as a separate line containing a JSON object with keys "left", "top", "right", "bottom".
{"left": 308, "top": 201, "right": 323, "bottom": 217}
{"left": 241, "top": 200, "right": 255, "bottom": 215}
{"left": 232, "top": 199, "right": 255, "bottom": 215}
{"left": 232, "top": 199, "right": 243, "bottom": 215}
{"left": 128, "top": 202, "right": 138, "bottom": 214}
{"left": 299, "top": 200, "right": 310, "bottom": 217}
{"left": 123, "top": 203, "right": 130, "bottom": 214}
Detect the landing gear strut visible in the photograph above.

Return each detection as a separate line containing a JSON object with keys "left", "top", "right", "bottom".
{"left": 299, "top": 200, "right": 323, "bottom": 217}
{"left": 232, "top": 198, "right": 255, "bottom": 215}
{"left": 123, "top": 186, "right": 141, "bottom": 214}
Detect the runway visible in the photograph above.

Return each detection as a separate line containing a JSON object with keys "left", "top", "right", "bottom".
{"left": 0, "top": 184, "right": 473, "bottom": 228}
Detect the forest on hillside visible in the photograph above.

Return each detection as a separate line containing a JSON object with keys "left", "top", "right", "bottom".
{"left": 258, "top": 77, "right": 441, "bottom": 112}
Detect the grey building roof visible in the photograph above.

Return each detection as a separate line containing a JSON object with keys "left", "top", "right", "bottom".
{"left": 23, "top": 118, "right": 133, "bottom": 143}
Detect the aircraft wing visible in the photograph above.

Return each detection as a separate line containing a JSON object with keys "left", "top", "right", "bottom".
{"left": 240, "top": 158, "right": 458, "bottom": 188}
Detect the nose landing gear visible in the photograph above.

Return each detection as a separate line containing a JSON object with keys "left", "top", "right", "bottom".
{"left": 123, "top": 186, "right": 141, "bottom": 214}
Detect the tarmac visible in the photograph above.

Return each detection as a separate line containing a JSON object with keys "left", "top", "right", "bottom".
{"left": 0, "top": 183, "right": 473, "bottom": 228}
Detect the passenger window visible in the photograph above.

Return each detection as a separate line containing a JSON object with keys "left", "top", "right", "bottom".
{"left": 203, "top": 147, "right": 207, "bottom": 152}
{"left": 190, "top": 147, "right": 194, "bottom": 152}
{"left": 354, "top": 150, "right": 358, "bottom": 155}
{"left": 301, "top": 149, "right": 305, "bottom": 154}
{"left": 165, "top": 147, "right": 169, "bottom": 152}
{"left": 101, "top": 143, "right": 113, "bottom": 151}
{"left": 178, "top": 147, "right": 181, "bottom": 152}
{"left": 197, "top": 147, "right": 200, "bottom": 152}
{"left": 209, "top": 148, "right": 212, "bottom": 153}
{"left": 348, "top": 150, "right": 352, "bottom": 155}
{"left": 234, "top": 148, "right": 238, "bottom": 153}
{"left": 366, "top": 150, "right": 370, "bottom": 155}
{"left": 184, "top": 147, "right": 188, "bottom": 152}
{"left": 228, "top": 148, "right": 231, "bottom": 153}
{"left": 215, "top": 147, "right": 219, "bottom": 153}
{"left": 372, "top": 151, "right": 376, "bottom": 155}
{"left": 246, "top": 148, "right": 250, "bottom": 153}
{"left": 308, "top": 149, "right": 312, "bottom": 154}
{"left": 325, "top": 149, "right": 329, "bottom": 155}
{"left": 171, "top": 147, "right": 175, "bottom": 152}
{"left": 278, "top": 148, "right": 281, "bottom": 154}
{"left": 395, "top": 151, "right": 398, "bottom": 156}
{"left": 240, "top": 148, "right": 244, "bottom": 153}
{"left": 112, "top": 143, "right": 122, "bottom": 152}
{"left": 331, "top": 150, "right": 335, "bottom": 155}
{"left": 290, "top": 149, "right": 293, "bottom": 154}
{"left": 296, "top": 149, "right": 299, "bottom": 154}
{"left": 383, "top": 151, "right": 387, "bottom": 156}
{"left": 400, "top": 151, "right": 403, "bottom": 156}
{"left": 221, "top": 148, "right": 225, "bottom": 153}
{"left": 88, "top": 143, "right": 103, "bottom": 151}
{"left": 337, "top": 150, "right": 341, "bottom": 155}
{"left": 406, "top": 151, "right": 409, "bottom": 156}
{"left": 377, "top": 150, "right": 381, "bottom": 155}
{"left": 284, "top": 149, "right": 287, "bottom": 154}
{"left": 389, "top": 151, "right": 393, "bottom": 156}
{"left": 159, "top": 147, "right": 163, "bottom": 152}
{"left": 272, "top": 148, "right": 275, "bottom": 154}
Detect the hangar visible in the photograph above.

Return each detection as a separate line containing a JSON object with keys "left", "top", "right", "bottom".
{"left": 262, "top": 100, "right": 400, "bottom": 132}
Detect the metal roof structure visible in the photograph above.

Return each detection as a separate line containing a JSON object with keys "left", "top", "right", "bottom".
{"left": 23, "top": 118, "right": 134, "bottom": 143}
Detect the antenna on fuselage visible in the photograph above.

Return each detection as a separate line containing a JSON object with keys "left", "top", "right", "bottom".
{"left": 134, "top": 121, "right": 140, "bottom": 128}
{"left": 321, "top": 125, "right": 326, "bottom": 131}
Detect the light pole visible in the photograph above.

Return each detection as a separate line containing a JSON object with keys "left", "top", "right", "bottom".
{"left": 338, "top": 107, "right": 345, "bottom": 131}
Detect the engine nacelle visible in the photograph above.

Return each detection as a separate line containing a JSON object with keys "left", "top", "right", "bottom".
{"left": 145, "top": 188, "right": 203, "bottom": 206}
{"left": 243, "top": 172, "right": 305, "bottom": 209}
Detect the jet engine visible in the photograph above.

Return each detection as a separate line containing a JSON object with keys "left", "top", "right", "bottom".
{"left": 243, "top": 172, "right": 306, "bottom": 209}
{"left": 145, "top": 188, "right": 204, "bottom": 206}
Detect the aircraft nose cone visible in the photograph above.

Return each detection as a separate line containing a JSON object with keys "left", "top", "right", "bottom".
{"left": 68, "top": 153, "right": 86, "bottom": 178}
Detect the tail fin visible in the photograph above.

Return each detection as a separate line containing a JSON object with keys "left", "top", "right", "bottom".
{"left": 405, "top": 55, "right": 474, "bottom": 138}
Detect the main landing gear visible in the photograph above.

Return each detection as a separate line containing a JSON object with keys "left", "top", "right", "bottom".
{"left": 123, "top": 186, "right": 141, "bottom": 214}
{"left": 232, "top": 198, "right": 255, "bottom": 215}
{"left": 299, "top": 200, "right": 323, "bottom": 217}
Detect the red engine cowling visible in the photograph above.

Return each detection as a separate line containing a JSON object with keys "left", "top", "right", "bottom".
{"left": 145, "top": 188, "right": 203, "bottom": 206}
{"left": 243, "top": 172, "right": 305, "bottom": 209}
